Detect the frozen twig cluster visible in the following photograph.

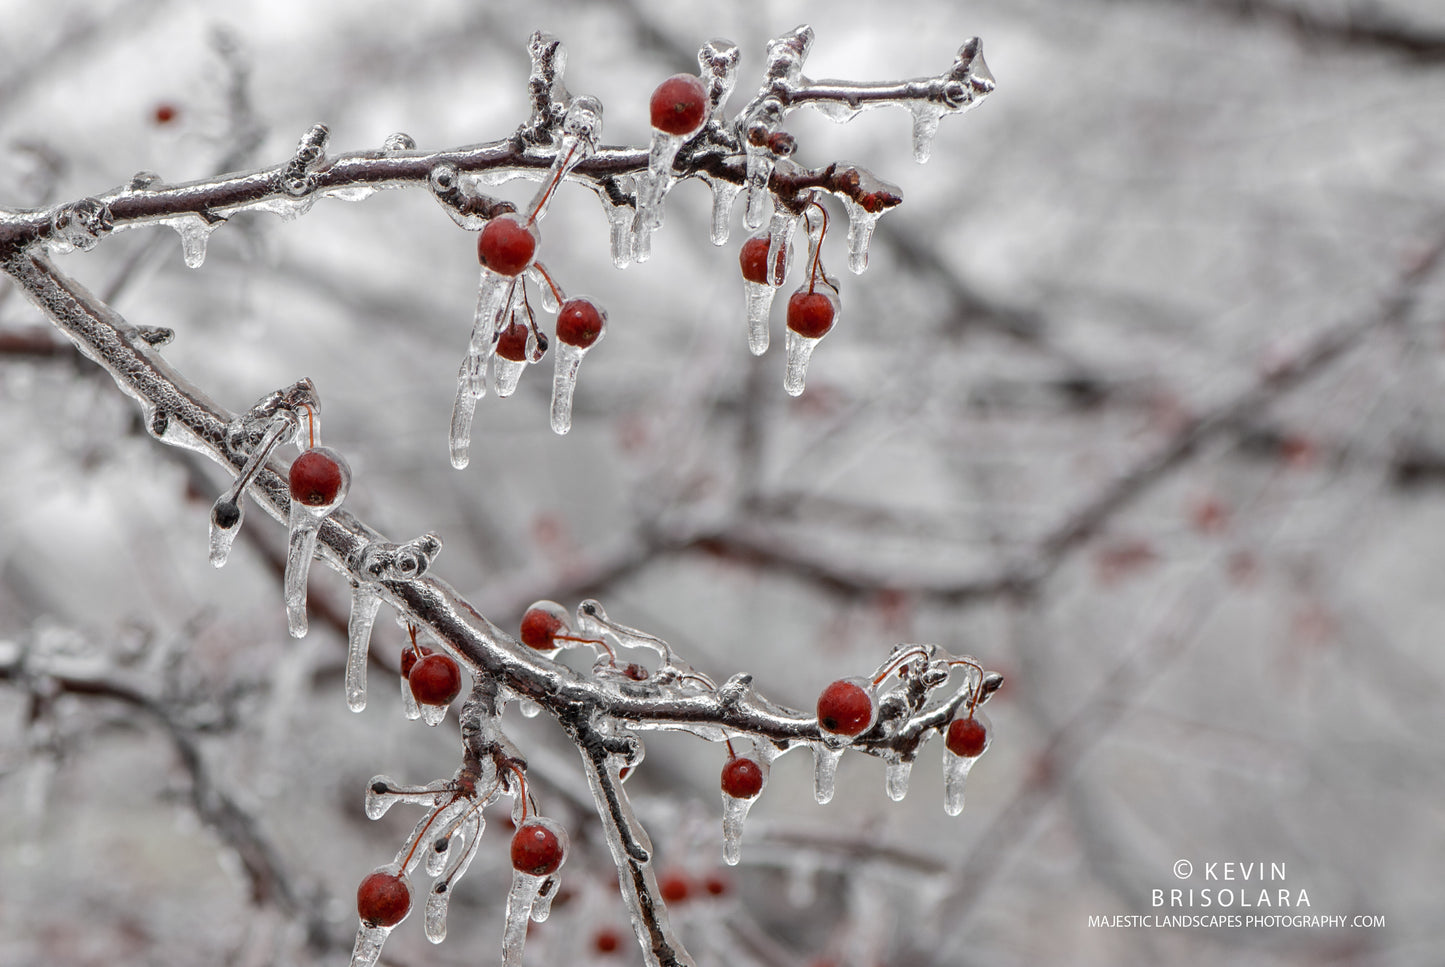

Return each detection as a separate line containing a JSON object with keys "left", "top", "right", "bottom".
{"left": 0, "top": 25, "right": 999, "bottom": 967}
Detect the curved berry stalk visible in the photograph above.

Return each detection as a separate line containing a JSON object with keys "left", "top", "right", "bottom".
{"left": 784, "top": 201, "right": 841, "bottom": 396}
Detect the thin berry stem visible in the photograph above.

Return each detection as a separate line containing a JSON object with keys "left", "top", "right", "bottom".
{"left": 533, "top": 262, "right": 565, "bottom": 309}
{"left": 527, "top": 142, "right": 578, "bottom": 227}
{"left": 401, "top": 791, "right": 463, "bottom": 870}
{"left": 806, "top": 200, "right": 829, "bottom": 295}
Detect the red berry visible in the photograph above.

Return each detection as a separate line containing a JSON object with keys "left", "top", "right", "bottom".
{"left": 520, "top": 606, "right": 566, "bottom": 651}
{"left": 739, "top": 235, "right": 786, "bottom": 286}
{"left": 496, "top": 321, "right": 531, "bottom": 363}
{"left": 400, "top": 644, "right": 432, "bottom": 677}
{"left": 946, "top": 715, "right": 988, "bottom": 758}
{"left": 478, "top": 215, "right": 538, "bottom": 276}
{"left": 511, "top": 818, "right": 567, "bottom": 876}
{"left": 658, "top": 870, "right": 691, "bottom": 903}
{"left": 408, "top": 653, "right": 462, "bottom": 707}
{"left": 649, "top": 74, "right": 708, "bottom": 137}
{"left": 720, "top": 756, "right": 764, "bottom": 799}
{"left": 622, "top": 662, "right": 649, "bottom": 682}
{"left": 816, "top": 678, "right": 876, "bottom": 737}
{"left": 787, "top": 290, "right": 836, "bottom": 339}
{"left": 357, "top": 869, "right": 410, "bottom": 927}
{"left": 153, "top": 103, "right": 178, "bottom": 125}
{"left": 556, "top": 298, "right": 605, "bottom": 348}
{"left": 288, "top": 446, "right": 348, "bottom": 508}
{"left": 703, "top": 874, "right": 729, "bottom": 896}
{"left": 594, "top": 928, "right": 622, "bottom": 954}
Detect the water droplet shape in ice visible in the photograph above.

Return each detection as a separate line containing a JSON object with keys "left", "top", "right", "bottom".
{"left": 49, "top": 197, "right": 113, "bottom": 253}
{"left": 382, "top": 132, "right": 416, "bottom": 152}
{"left": 885, "top": 756, "right": 912, "bottom": 802}
{"left": 812, "top": 743, "right": 844, "bottom": 804}
{"left": 209, "top": 414, "right": 295, "bottom": 568}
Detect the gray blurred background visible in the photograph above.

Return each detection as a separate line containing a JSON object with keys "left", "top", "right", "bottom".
{"left": 2, "top": 1, "right": 1443, "bottom": 965}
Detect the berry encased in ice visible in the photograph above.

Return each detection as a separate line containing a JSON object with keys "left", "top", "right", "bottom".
{"left": 649, "top": 74, "right": 708, "bottom": 137}
{"left": 478, "top": 215, "right": 538, "bottom": 276}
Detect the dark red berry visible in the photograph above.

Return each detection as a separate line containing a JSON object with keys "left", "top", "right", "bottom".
{"left": 496, "top": 322, "right": 531, "bottom": 362}
{"left": 703, "top": 874, "right": 729, "bottom": 896}
{"left": 622, "top": 662, "right": 649, "bottom": 682}
{"left": 787, "top": 291, "right": 836, "bottom": 339}
{"left": 153, "top": 103, "right": 178, "bottom": 125}
{"left": 511, "top": 819, "right": 567, "bottom": 876}
{"left": 946, "top": 715, "right": 988, "bottom": 758}
{"left": 739, "top": 235, "right": 786, "bottom": 286}
{"left": 357, "top": 869, "right": 410, "bottom": 927}
{"left": 520, "top": 607, "right": 566, "bottom": 651}
{"left": 649, "top": 74, "right": 708, "bottom": 137}
{"left": 288, "top": 447, "right": 348, "bottom": 507}
{"left": 556, "top": 298, "right": 604, "bottom": 348}
{"left": 408, "top": 653, "right": 462, "bottom": 707}
{"left": 816, "top": 679, "right": 875, "bottom": 736}
{"left": 720, "top": 756, "right": 764, "bottom": 799}
{"left": 400, "top": 644, "right": 432, "bottom": 677}
{"left": 594, "top": 928, "right": 622, "bottom": 954}
{"left": 766, "top": 131, "right": 796, "bottom": 155}
{"left": 658, "top": 871, "right": 691, "bottom": 904}
{"left": 478, "top": 215, "right": 537, "bottom": 276}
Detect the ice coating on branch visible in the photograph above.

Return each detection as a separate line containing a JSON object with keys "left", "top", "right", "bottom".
{"left": 783, "top": 327, "right": 822, "bottom": 397}
{"left": 346, "top": 584, "right": 381, "bottom": 711}
{"left": 812, "top": 743, "right": 843, "bottom": 804}
{"left": 597, "top": 177, "right": 638, "bottom": 267}
{"left": 698, "top": 38, "right": 741, "bottom": 122}
{"left": 526, "top": 95, "right": 602, "bottom": 224}
{"left": 519, "top": 698, "right": 542, "bottom": 718}
{"left": 382, "top": 131, "right": 416, "bottom": 152}
{"left": 742, "top": 140, "right": 775, "bottom": 230}
{"left": 909, "top": 103, "right": 945, "bottom": 164}
{"left": 549, "top": 341, "right": 589, "bottom": 435}
{"left": 635, "top": 131, "right": 684, "bottom": 258}
{"left": 834, "top": 169, "right": 899, "bottom": 273}
{"left": 48, "top": 197, "right": 113, "bottom": 253}
{"left": 501, "top": 871, "right": 546, "bottom": 967}
{"left": 885, "top": 756, "right": 913, "bottom": 802}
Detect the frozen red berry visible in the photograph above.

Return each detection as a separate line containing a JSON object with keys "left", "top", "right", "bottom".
{"left": 153, "top": 103, "right": 178, "bottom": 125}
{"left": 703, "top": 873, "right": 729, "bottom": 896}
{"left": 720, "top": 756, "right": 764, "bottom": 799}
{"left": 556, "top": 298, "right": 605, "bottom": 348}
{"left": 357, "top": 868, "right": 411, "bottom": 927}
{"left": 511, "top": 818, "right": 568, "bottom": 876}
{"left": 288, "top": 446, "right": 348, "bottom": 508}
{"left": 400, "top": 643, "right": 432, "bottom": 678}
{"left": 478, "top": 214, "right": 538, "bottom": 276}
{"left": 408, "top": 653, "right": 462, "bottom": 707}
{"left": 520, "top": 606, "right": 566, "bottom": 651}
{"left": 649, "top": 74, "right": 708, "bottom": 137}
{"left": 946, "top": 715, "right": 988, "bottom": 758}
{"left": 816, "top": 678, "right": 876, "bottom": 737}
{"left": 594, "top": 928, "right": 622, "bottom": 954}
{"left": 496, "top": 321, "right": 531, "bottom": 362}
{"left": 787, "top": 290, "right": 836, "bottom": 339}
{"left": 739, "top": 235, "right": 787, "bottom": 285}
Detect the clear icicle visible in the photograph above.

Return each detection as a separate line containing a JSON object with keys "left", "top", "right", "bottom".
{"left": 348, "top": 924, "right": 391, "bottom": 967}
{"left": 526, "top": 95, "right": 602, "bottom": 223}
{"left": 158, "top": 215, "right": 215, "bottom": 268}
{"left": 909, "top": 103, "right": 945, "bottom": 163}
{"left": 840, "top": 195, "right": 879, "bottom": 274}
{"left": 501, "top": 871, "right": 546, "bottom": 967}
{"left": 493, "top": 356, "right": 526, "bottom": 397}
{"left": 401, "top": 671, "right": 422, "bottom": 720}
{"left": 743, "top": 141, "right": 775, "bottom": 230}
{"left": 885, "top": 757, "right": 912, "bottom": 802}
{"left": 812, "top": 743, "right": 844, "bottom": 804}
{"left": 709, "top": 179, "right": 741, "bottom": 245}
{"left": 471, "top": 271, "right": 513, "bottom": 358}
{"left": 346, "top": 584, "right": 381, "bottom": 711}
{"left": 366, "top": 776, "right": 455, "bottom": 820}
{"left": 283, "top": 500, "right": 323, "bottom": 638}
{"left": 743, "top": 281, "right": 776, "bottom": 355}
{"left": 721, "top": 792, "right": 756, "bottom": 866}
{"left": 783, "top": 328, "right": 822, "bottom": 397}
{"left": 943, "top": 749, "right": 981, "bottom": 816}
{"left": 769, "top": 209, "right": 801, "bottom": 287}
{"left": 449, "top": 356, "right": 481, "bottom": 470}
{"left": 549, "top": 342, "right": 589, "bottom": 435}
{"left": 419, "top": 697, "right": 449, "bottom": 727}
{"left": 601, "top": 180, "right": 638, "bottom": 268}
{"left": 639, "top": 131, "right": 684, "bottom": 233}
{"left": 531, "top": 876, "right": 560, "bottom": 922}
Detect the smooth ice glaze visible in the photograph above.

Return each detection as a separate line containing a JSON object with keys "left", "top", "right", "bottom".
{"left": 721, "top": 791, "right": 756, "bottom": 865}
{"left": 743, "top": 141, "right": 775, "bottom": 230}
{"left": 783, "top": 328, "right": 821, "bottom": 397}
{"left": 743, "top": 281, "right": 776, "bottom": 355}
{"left": 885, "top": 757, "right": 912, "bottom": 802}
{"left": 501, "top": 871, "right": 546, "bottom": 967}
{"left": 840, "top": 195, "right": 879, "bottom": 274}
{"left": 449, "top": 356, "right": 481, "bottom": 469}
{"left": 943, "top": 748, "right": 982, "bottom": 816}
{"left": 812, "top": 743, "right": 844, "bottom": 804}
{"left": 709, "top": 179, "right": 741, "bottom": 245}
{"left": 549, "top": 342, "right": 588, "bottom": 435}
